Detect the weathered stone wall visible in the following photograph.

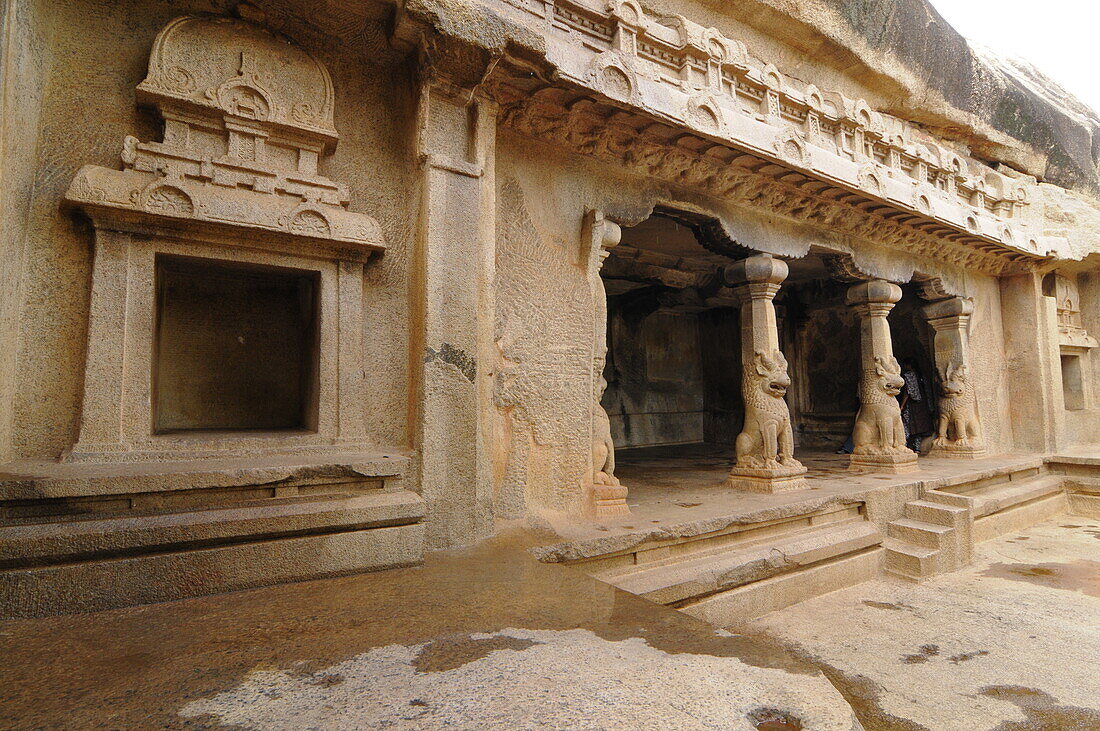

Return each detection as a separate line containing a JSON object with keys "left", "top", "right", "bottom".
{"left": 0, "top": 0, "right": 414, "bottom": 461}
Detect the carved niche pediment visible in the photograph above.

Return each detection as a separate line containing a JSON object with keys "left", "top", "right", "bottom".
{"left": 65, "top": 15, "right": 383, "bottom": 259}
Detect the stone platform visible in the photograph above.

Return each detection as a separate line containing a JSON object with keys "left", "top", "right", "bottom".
{"left": 0, "top": 452, "right": 424, "bottom": 618}
{"left": 534, "top": 444, "right": 1072, "bottom": 626}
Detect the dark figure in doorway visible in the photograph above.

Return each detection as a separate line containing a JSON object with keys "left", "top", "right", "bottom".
{"left": 898, "top": 358, "right": 933, "bottom": 452}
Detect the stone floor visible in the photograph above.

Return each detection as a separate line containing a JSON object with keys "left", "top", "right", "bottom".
{"left": 746, "top": 517, "right": 1100, "bottom": 731}
{"left": 0, "top": 531, "right": 858, "bottom": 730}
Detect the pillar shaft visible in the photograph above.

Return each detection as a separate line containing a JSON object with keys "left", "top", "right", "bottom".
{"left": 846, "top": 280, "right": 918, "bottom": 473}
{"left": 723, "top": 254, "right": 806, "bottom": 493}
{"left": 923, "top": 297, "right": 986, "bottom": 457}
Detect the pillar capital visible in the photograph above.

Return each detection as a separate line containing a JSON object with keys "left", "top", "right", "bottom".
{"left": 921, "top": 296, "right": 974, "bottom": 331}
{"left": 724, "top": 253, "right": 788, "bottom": 288}
{"left": 845, "top": 279, "right": 902, "bottom": 307}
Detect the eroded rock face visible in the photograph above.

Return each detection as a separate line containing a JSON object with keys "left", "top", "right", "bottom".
{"left": 765, "top": 0, "right": 1100, "bottom": 196}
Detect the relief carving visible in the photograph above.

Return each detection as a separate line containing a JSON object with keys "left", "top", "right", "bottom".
{"left": 852, "top": 355, "right": 908, "bottom": 456}
{"left": 933, "top": 362, "right": 983, "bottom": 452}
{"left": 64, "top": 15, "right": 384, "bottom": 259}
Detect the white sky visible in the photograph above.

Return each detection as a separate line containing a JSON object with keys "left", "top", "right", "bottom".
{"left": 931, "top": 0, "right": 1100, "bottom": 114}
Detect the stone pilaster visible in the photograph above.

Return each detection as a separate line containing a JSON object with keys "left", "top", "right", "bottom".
{"left": 923, "top": 296, "right": 986, "bottom": 458}
{"left": 847, "top": 280, "right": 918, "bottom": 473}
{"left": 723, "top": 254, "right": 807, "bottom": 493}
{"left": 412, "top": 80, "right": 497, "bottom": 548}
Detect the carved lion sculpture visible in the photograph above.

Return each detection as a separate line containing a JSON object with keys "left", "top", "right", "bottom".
{"left": 934, "top": 362, "right": 982, "bottom": 447}
{"left": 735, "top": 350, "right": 800, "bottom": 469}
{"left": 592, "top": 403, "right": 619, "bottom": 486}
{"left": 852, "top": 355, "right": 908, "bottom": 455}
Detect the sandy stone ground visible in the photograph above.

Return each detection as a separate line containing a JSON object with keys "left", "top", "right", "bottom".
{"left": 746, "top": 518, "right": 1100, "bottom": 731}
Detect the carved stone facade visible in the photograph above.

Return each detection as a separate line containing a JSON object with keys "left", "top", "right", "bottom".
{"left": 63, "top": 15, "right": 386, "bottom": 461}
{"left": 2, "top": 0, "right": 1100, "bottom": 620}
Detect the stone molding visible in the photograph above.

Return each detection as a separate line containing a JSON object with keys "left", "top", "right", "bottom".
{"left": 1046, "top": 273, "right": 1099, "bottom": 352}
{"left": 65, "top": 15, "right": 385, "bottom": 262}
{"left": 493, "top": 86, "right": 1037, "bottom": 276}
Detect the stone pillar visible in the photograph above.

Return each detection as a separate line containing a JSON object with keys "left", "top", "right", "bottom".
{"left": 723, "top": 254, "right": 807, "bottom": 492}
{"left": 923, "top": 297, "right": 986, "bottom": 457}
{"left": 585, "top": 211, "right": 630, "bottom": 517}
{"left": 846, "top": 280, "right": 918, "bottom": 473}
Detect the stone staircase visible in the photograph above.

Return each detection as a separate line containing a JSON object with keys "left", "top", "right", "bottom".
{"left": 885, "top": 460, "right": 1065, "bottom": 580}
{"left": 883, "top": 494, "right": 969, "bottom": 581}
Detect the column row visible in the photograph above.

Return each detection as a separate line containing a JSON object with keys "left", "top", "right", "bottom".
{"left": 724, "top": 254, "right": 986, "bottom": 493}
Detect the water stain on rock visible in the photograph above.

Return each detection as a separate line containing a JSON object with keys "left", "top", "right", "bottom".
{"left": 948, "top": 650, "right": 988, "bottom": 664}
{"left": 412, "top": 634, "right": 542, "bottom": 673}
{"left": 981, "top": 560, "right": 1100, "bottom": 598}
{"left": 979, "top": 685, "right": 1100, "bottom": 730}
{"left": 814, "top": 663, "right": 931, "bottom": 731}
{"left": 749, "top": 707, "right": 804, "bottom": 730}
{"left": 901, "top": 644, "right": 939, "bottom": 664}
{"left": 862, "top": 600, "right": 915, "bottom": 611}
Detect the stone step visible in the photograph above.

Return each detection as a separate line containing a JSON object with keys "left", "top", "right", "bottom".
{"left": 973, "top": 491, "right": 1068, "bottom": 543}
{"left": 1068, "top": 492, "right": 1100, "bottom": 518}
{"left": 883, "top": 538, "right": 939, "bottom": 580}
{"left": 0, "top": 490, "right": 426, "bottom": 619}
{"left": 905, "top": 499, "right": 968, "bottom": 527}
{"left": 963, "top": 476, "right": 1064, "bottom": 519}
{"left": 681, "top": 548, "right": 882, "bottom": 627}
{"left": 0, "top": 490, "right": 424, "bottom": 569}
{"left": 607, "top": 519, "right": 881, "bottom": 607}
{"left": 886, "top": 518, "right": 955, "bottom": 549}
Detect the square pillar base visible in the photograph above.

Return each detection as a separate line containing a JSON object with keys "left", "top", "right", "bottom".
{"left": 849, "top": 452, "right": 919, "bottom": 474}
{"left": 723, "top": 465, "right": 808, "bottom": 493}
{"left": 588, "top": 482, "right": 631, "bottom": 518}
{"left": 928, "top": 443, "right": 987, "bottom": 459}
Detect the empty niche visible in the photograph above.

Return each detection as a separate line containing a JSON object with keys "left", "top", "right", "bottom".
{"left": 154, "top": 256, "right": 320, "bottom": 432}
{"left": 1061, "top": 353, "right": 1085, "bottom": 411}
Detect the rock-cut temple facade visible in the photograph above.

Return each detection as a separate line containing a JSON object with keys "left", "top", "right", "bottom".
{"left": 2, "top": 0, "right": 1100, "bottom": 620}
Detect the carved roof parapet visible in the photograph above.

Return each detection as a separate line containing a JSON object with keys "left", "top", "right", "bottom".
{"left": 491, "top": 79, "right": 1039, "bottom": 276}
{"left": 65, "top": 15, "right": 384, "bottom": 260}
{"left": 485, "top": 0, "right": 1041, "bottom": 261}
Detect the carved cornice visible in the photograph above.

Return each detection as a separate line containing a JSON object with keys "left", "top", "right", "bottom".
{"left": 491, "top": 83, "right": 1034, "bottom": 275}
{"left": 465, "top": 0, "right": 1046, "bottom": 258}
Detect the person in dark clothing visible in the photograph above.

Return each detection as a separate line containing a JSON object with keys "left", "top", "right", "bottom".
{"left": 898, "top": 358, "right": 934, "bottom": 452}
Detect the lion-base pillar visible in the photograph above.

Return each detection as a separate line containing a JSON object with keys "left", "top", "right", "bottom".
{"left": 923, "top": 297, "right": 986, "bottom": 459}
{"left": 847, "top": 280, "right": 919, "bottom": 474}
{"left": 586, "top": 212, "right": 632, "bottom": 518}
{"left": 723, "top": 254, "right": 807, "bottom": 493}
